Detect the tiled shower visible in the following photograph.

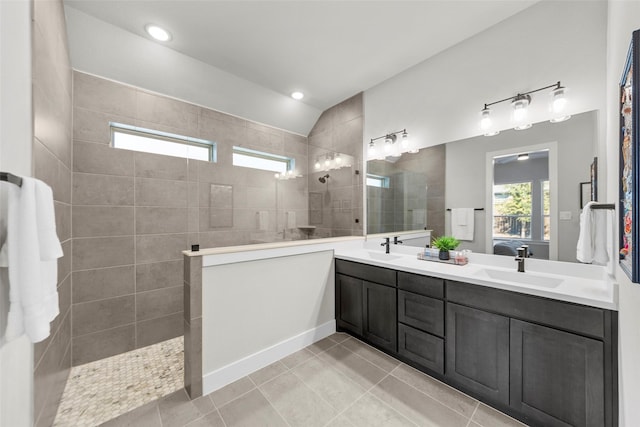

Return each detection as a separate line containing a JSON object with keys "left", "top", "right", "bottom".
{"left": 57, "top": 71, "right": 364, "bottom": 423}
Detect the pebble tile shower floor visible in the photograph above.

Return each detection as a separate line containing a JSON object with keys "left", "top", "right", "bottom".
{"left": 53, "top": 336, "right": 184, "bottom": 426}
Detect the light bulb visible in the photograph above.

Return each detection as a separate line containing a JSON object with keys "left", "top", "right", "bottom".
{"left": 368, "top": 143, "right": 377, "bottom": 159}
{"left": 335, "top": 153, "right": 342, "bottom": 165}
{"left": 324, "top": 157, "right": 331, "bottom": 168}
{"left": 384, "top": 141, "right": 393, "bottom": 154}
{"left": 401, "top": 131, "right": 410, "bottom": 150}
{"left": 550, "top": 85, "right": 567, "bottom": 113}
{"left": 291, "top": 91, "right": 304, "bottom": 100}
{"left": 480, "top": 108, "right": 492, "bottom": 130}
{"left": 314, "top": 160, "right": 321, "bottom": 170}
{"left": 512, "top": 95, "right": 530, "bottom": 123}
{"left": 274, "top": 173, "right": 280, "bottom": 179}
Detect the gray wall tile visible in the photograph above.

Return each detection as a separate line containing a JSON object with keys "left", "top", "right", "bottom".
{"left": 72, "top": 295, "right": 135, "bottom": 337}
{"left": 73, "top": 236, "right": 135, "bottom": 270}
{"left": 134, "top": 151, "right": 188, "bottom": 181}
{"left": 136, "top": 91, "right": 199, "bottom": 134}
{"left": 137, "top": 312, "right": 183, "bottom": 348}
{"left": 137, "top": 260, "right": 183, "bottom": 292}
{"left": 136, "top": 207, "right": 187, "bottom": 234}
{"left": 72, "top": 324, "right": 136, "bottom": 365}
{"left": 73, "top": 173, "right": 134, "bottom": 205}
{"left": 136, "top": 286, "right": 183, "bottom": 322}
{"left": 135, "top": 178, "right": 187, "bottom": 207}
{"left": 54, "top": 201, "right": 71, "bottom": 242}
{"left": 74, "top": 71, "right": 137, "bottom": 117}
{"left": 73, "top": 107, "right": 128, "bottom": 145}
{"left": 72, "top": 265, "right": 135, "bottom": 304}
{"left": 136, "top": 234, "right": 187, "bottom": 263}
{"left": 73, "top": 141, "right": 134, "bottom": 176}
{"left": 72, "top": 205, "right": 134, "bottom": 237}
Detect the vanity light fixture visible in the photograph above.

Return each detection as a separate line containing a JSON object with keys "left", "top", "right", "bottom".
{"left": 480, "top": 81, "right": 570, "bottom": 135}
{"left": 291, "top": 91, "right": 304, "bottom": 100}
{"left": 369, "top": 129, "right": 416, "bottom": 159}
{"left": 145, "top": 24, "right": 172, "bottom": 42}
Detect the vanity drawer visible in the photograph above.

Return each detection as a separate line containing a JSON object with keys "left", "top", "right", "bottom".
{"left": 398, "top": 290, "right": 444, "bottom": 337}
{"left": 398, "top": 323, "right": 444, "bottom": 375}
{"left": 398, "top": 271, "right": 444, "bottom": 299}
{"left": 335, "top": 259, "right": 396, "bottom": 287}
{"left": 446, "top": 280, "right": 606, "bottom": 339}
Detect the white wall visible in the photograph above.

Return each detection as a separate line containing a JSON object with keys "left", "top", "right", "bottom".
{"left": 605, "top": 2, "right": 640, "bottom": 426}
{"left": 202, "top": 250, "right": 335, "bottom": 392}
{"left": 364, "top": 1, "right": 606, "bottom": 151}
{"left": 0, "top": 0, "right": 33, "bottom": 425}
{"left": 64, "top": 6, "right": 322, "bottom": 136}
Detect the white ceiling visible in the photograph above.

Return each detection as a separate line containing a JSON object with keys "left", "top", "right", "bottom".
{"left": 63, "top": 0, "right": 537, "bottom": 111}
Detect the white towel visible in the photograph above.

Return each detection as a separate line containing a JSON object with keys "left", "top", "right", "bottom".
{"left": 257, "top": 211, "right": 268, "bottom": 231}
{"left": 577, "top": 201, "right": 609, "bottom": 265}
{"left": 451, "top": 208, "right": 474, "bottom": 241}
{"left": 286, "top": 211, "right": 296, "bottom": 229}
{"left": 2, "top": 177, "right": 62, "bottom": 344}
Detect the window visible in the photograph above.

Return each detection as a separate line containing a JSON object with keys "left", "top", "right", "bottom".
{"left": 232, "top": 146, "right": 293, "bottom": 173}
{"left": 111, "top": 123, "right": 216, "bottom": 162}
{"left": 493, "top": 182, "right": 532, "bottom": 239}
{"left": 366, "top": 174, "right": 390, "bottom": 188}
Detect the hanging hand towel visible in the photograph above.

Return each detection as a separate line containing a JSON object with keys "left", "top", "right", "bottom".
{"left": 3, "top": 177, "right": 62, "bottom": 344}
{"left": 451, "top": 208, "right": 474, "bottom": 241}
{"left": 576, "top": 201, "right": 609, "bottom": 265}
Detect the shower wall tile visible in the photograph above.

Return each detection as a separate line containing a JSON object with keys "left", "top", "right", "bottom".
{"left": 137, "top": 91, "right": 199, "bottom": 134}
{"left": 54, "top": 201, "right": 71, "bottom": 242}
{"left": 72, "top": 265, "right": 135, "bottom": 304}
{"left": 72, "top": 205, "right": 134, "bottom": 237}
{"left": 74, "top": 72, "right": 137, "bottom": 118}
{"left": 137, "top": 312, "right": 183, "bottom": 348}
{"left": 72, "top": 295, "right": 135, "bottom": 337}
{"left": 134, "top": 151, "right": 188, "bottom": 181}
{"left": 73, "top": 173, "right": 134, "bottom": 206}
{"left": 135, "top": 177, "right": 188, "bottom": 207}
{"left": 136, "top": 260, "right": 184, "bottom": 292}
{"left": 72, "top": 324, "right": 136, "bottom": 365}
{"left": 136, "top": 233, "right": 188, "bottom": 263}
{"left": 136, "top": 286, "right": 183, "bottom": 322}
{"left": 135, "top": 207, "right": 187, "bottom": 234}
{"left": 33, "top": 2, "right": 72, "bottom": 423}
{"left": 73, "top": 141, "right": 134, "bottom": 176}
{"left": 73, "top": 236, "right": 135, "bottom": 270}
{"left": 73, "top": 107, "right": 128, "bottom": 144}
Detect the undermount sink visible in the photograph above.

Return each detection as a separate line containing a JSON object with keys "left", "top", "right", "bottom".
{"left": 366, "top": 251, "right": 403, "bottom": 261}
{"left": 475, "top": 268, "right": 564, "bottom": 288}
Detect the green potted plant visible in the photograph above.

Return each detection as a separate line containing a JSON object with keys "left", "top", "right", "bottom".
{"left": 432, "top": 236, "right": 460, "bottom": 261}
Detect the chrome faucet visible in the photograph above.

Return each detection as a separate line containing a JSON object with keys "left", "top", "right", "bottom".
{"left": 381, "top": 237, "right": 390, "bottom": 254}
{"left": 515, "top": 247, "right": 526, "bottom": 272}
{"left": 393, "top": 236, "right": 404, "bottom": 245}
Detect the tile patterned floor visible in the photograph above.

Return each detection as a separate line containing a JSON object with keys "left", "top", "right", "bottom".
{"left": 53, "top": 336, "right": 184, "bottom": 427}
{"left": 99, "top": 333, "right": 528, "bottom": 427}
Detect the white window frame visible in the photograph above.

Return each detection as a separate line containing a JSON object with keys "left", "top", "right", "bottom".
{"left": 110, "top": 122, "right": 216, "bottom": 162}
{"left": 366, "top": 173, "right": 390, "bottom": 188}
{"left": 232, "top": 146, "right": 294, "bottom": 173}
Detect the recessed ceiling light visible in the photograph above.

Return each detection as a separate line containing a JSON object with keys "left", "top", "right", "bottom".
{"left": 145, "top": 24, "right": 171, "bottom": 42}
{"left": 291, "top": 91, "right": 304, "bottom": 100}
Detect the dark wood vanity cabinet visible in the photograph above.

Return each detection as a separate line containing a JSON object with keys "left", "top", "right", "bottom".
{"left": 335, "top": 260, "right": 397, "bottom": 353}
{"left": 334, "top": 259, "right": 617, "bottom": 427}
{"left": 446, "top": 303, "right": 510, "bottom": 406}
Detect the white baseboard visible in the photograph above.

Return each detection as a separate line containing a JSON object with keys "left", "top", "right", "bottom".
{"left": 202, "top": 320, "right": 336, "bottom": 395}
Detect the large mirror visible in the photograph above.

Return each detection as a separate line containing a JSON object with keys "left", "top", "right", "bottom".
{"left": 366, "top": 110, "right": 598, "bottom": 263}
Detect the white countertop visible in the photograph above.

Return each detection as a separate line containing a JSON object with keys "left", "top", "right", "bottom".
{"left": 335, "top": 243, "right": 618, "bottom": 311}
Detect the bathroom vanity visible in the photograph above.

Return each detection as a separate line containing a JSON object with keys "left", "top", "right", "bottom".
{"left": 334, "top": 251, "right": 618, "bottom": 427}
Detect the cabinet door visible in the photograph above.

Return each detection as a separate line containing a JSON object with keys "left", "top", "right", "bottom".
{"left": 510, "top": 319, "right": 605, "bottom": 427}
{"left": 336, "top": 274, "right": 363, "bottom": 335}
{"left": 362, "top": 281, "right": 397, "bottom": 352}
{"left": 446, "top": 303, "right": 509, "bottom": 405}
